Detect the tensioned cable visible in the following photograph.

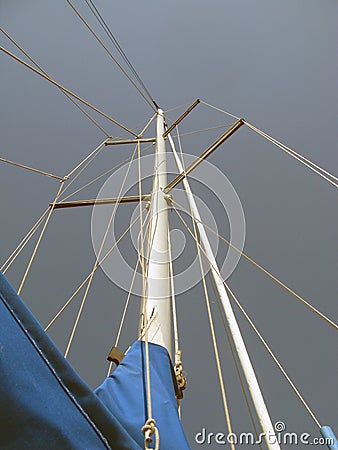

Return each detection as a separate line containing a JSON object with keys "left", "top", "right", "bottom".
{"left": 83, "top": 0, "right": 158, "bottom": 110}
{"left": 64, "top": 144, "right": 138, "bottom": 357}
{"left": 172, "top": 124, "right": 336, "bottom": 330}
{"left": 170, "top": 123, "right": 233, "bottom": 139}
{"left": 0, "top": 27, "right": 110, "bottom": 137}
{"left": 244, "top": 121, "right": 338, "bottom": 188}
{"left": 173, "top": 199, "right": 338, "bottom": 331}
{"left": 1, "top": 140, "right": 111, "bottom": 273}
{"left": 246, "top": 122, "right": 338, "bottom": 183}
{"left": 61, "top": 141, "right": 109, "bottom": 198}
{"left": 0, "top": 46, "right": 137, "bottom": 137}
{"left": 224, "top": 282, "right": 321, "bottom": 428}
{"left": 114, "top": 209, "right": 152, "bottom": 350}
{"left": 209, "top": 272, "right": 263, "bottom": 450}
{"left": 188, "top": 181, "right": 236, "bottom": 450}
{"left": 0, "top": 156, "right": 64, "bottom": 181}
{"left": 44, "top": 211, "right": 142, "bottom": 331}
{"left": 201, "top": 100, "right": 338, "bottom": 188}
{"left": 65, "top": 0, "right": 157, "bottom": 112}
{"left": 175, "top": 131, "right": 235, "bottom": 447}
{"left": 107, "top": 259, "right": 139, "bottom": 377}
{"left": 62, "top": 143, "right": 154, "bottom": 203}
{"left": 164, "top": 101, "right": 193, "bottom": 114}
{"left": 1, "top": 209, "right": 49, "bottom": 273}
{"left": 138, "top": 114, "right": 156, "bottom": 138}
{"left": 60, "top": 146, "right": 153, "bottom": 203}
{"left": 17, "top": 181, "right": 65, "bottom": 295}
{"left": 175, "top": 126, "right": 261, "bottom": 442}
{"left": 107, "top": 207, "right": 152, "bottom": 377}
{"left": 135, "top": 137, "right": 154, "bottom": 434}
{"left": 64, "top": 112, "right": 155, "bottom": 182}
{"left": 168, "top": 228, "right": 180, "bottom": 357}
{"left": 174, "top": 206, "right": 322, "bottom": 428}
{"left": 200, "top": 100, "right": 241, "bottom": 120}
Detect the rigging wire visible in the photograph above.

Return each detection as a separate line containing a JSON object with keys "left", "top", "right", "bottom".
{"left": 173, "top": 119, "right": 337, "bottom": 330}
{"left": 200, "top": 100, "right": 241, "bottom": 120}
{"left": 1, "top": 142, "right": 153, "bottom": 273}
{"left": 244, "top": 121, "right": 338, "bottom": 188}
{"left": 209, "top": 272, "right": 263, "bottom": 450}
{"left": 0, "top": 45, "right": 137, "bottom": 137}
{"left": 192, "top": 214, "right": 236, "bottom": 450}
{"left": 44, "top": 212, "right": 142, "bottom": 331}
{"left": 64, "top": 0, "right": 157, "bottom": 112}
{"left": 173, "top": 205, "right": 322, "bottom": 428}
{"left": 223, "top": 282, "right": 321, "bottom": 428}
{"left": 0, "top": 156, "right": 64, "bottom": 181}
{"left": 64, "top": 144, "right": 138, "bottom": 357}
{"left": 107, "top": 258, "right": 140, "bottom": 377}
{"left": 1, "top": 209, "right": 49, "bottom": 273}
{"left": 170, "top": 123, "right": 233, "bottom": 139}
{"left": 201, "top": 100, "right": 338, "bottom": 188}
{"left": 64, "top": 113, "right": 156, "bottom": 182}
{"left": 173, "top": 199, "right": 338, "bottom": 331}
{"left": 0, "top": 27, "right": 111, "bottom": 137}
{"left": 174, "top": 130, "right": 235, "bottom": 447}
{"left": 83, "top": 0, "right": 158, "bottom": 110}
{"left": 164, "top": 101, "right": 194, "bottom": 114}
{"left": 60, "top": 146, "right": 152, "bottom": 203}
{"left": 108, "top": 211, "right": 151, "bottom": 376}
{"left": 168, "top": 228, "right": 180, "bottom": 357}
{"left": 17, "top": 181, "right": 65, "bottom": 295}
{"left": 112, "top": 208, "right": 152, "bottom": 347}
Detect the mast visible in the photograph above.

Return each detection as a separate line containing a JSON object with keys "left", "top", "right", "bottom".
{"left": 139, "top": 109, "right": 171, "bottom": 355}
{"left": 169, "top": 136, "right": 281, "bottom": 450}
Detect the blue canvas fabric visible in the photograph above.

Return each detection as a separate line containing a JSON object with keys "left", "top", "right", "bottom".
{"left": 95, "top": 340, "right": 190, "bottom": 449}
{"left": 0, "top": 271, "right": 141, "bottom": 450}
{"left": 0, "top": 271, "right": 190, "bottom": 449}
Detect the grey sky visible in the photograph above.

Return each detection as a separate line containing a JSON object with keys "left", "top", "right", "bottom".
{"left": 1, "top": 1, "right": 337, "bottom": 449}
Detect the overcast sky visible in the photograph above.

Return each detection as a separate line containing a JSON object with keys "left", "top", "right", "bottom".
{"left": 1, "top": 1, "right": 337, "bottom": 449}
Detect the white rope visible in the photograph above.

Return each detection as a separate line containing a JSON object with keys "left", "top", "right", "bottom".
{"left": 224, "top": 282, "right": 321, "bottom": 428}
{"left": 44, "top": 213, "right": 141, "bottom": 331}
{"left": 172, "top": 131, "right": 235, "bottom": 447}
{"left": 209, "top": 273, "right": 263, "bottom": 450}
{"left": 64, "top": 144, "right": 138, "bottom": 357}
{"left": 18, "top": 181, "right": 64, "bottom": 295}
{"left": 0, "top": 156, "right": 64, "bottom": 181}
{"left": 61, "top": 146, "right": 153, "bottom": 203}
{"left": 245, "top": 121, "right": 338, "bottom": 188}
{"left": 0, "top": 27, "right": 111, "bottom": 137}
{"left": 1, "top": 209, "right": 49, "bottom": 273}
{"left": 174, "top": 198, "right": 338, "bottom": 331}
{"left": 107, "top": 207, "right": 152, "bottom": 377}
{"left": 164, "top": 101, "right": 193, "bottom": 113}
{"left": 200, "top": 100, "right": 241, "bottom": 120}
{"left": 173, "top": 205, "right": 322, "bottom": 429}
{"left": 138, "top": 114, "right": 156, "bottom": 137}
{"left": 170, "top": 123, "right": 233, "bottom": 139}
{"left": 168, "top": 228, "right": 179, "bottom": 355}
{"left": 0, "top": 46, "right": 137, "bottom": 137}
{"left": 65, "top": 139, "right": 108, "bottom": 180}
{"left": 65, "top": 0, "right": 157, "bottom": 112}
{"left": 201, "top": 100, "right": 337, "bottom": 187}
{"left": 106, "top": 258, "right": 140, "bottom": 377}
{"left": 190, "top": 195, "right": 236, "bottom": 450}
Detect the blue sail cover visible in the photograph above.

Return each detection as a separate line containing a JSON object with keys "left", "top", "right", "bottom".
{"left": 0, "top": 271, "right": 190, "bottom": 449}
{"left": 96, "top": 340, "right": 190, "bottom": 449}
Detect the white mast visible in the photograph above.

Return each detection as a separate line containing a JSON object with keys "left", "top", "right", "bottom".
{"left": 169, "top": 135, "right": 281, "bottom": 450}
{"left": 139, "top": 109, "right": 171, "bottom": 355}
